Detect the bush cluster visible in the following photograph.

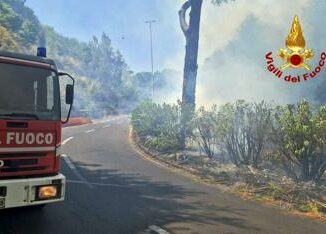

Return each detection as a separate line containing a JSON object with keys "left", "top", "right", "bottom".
{"left": 132, "top": 100, "right": 326, "bottom": 183}
{"left": 131, "top": 100, "right": 183, "bottom": 153}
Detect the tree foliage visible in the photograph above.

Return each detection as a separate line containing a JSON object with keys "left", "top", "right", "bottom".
{"left": 41, "top": 26, "right": 131, "bottom": 115}
{"left": 0, "top": 0, "right": 175, "bottom": 115}
{"left": 211, "top": 0, "right": 235, "bottom": 5}
{"left": 272, "top": 101, "right": 326, "bottom": 182}
{"left": 0, "top": 26, "right": 20, "bottom": 50}
{"left": 0, "top": 0, "right": 41, "bottom": 48}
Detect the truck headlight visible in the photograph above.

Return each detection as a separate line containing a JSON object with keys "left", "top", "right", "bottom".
{"left": 37, "top": 185, "right": 58, "bottom": 200}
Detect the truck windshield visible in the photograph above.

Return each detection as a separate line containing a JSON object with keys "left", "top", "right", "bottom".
{"left": 0, "top": 62, "right": 60, "bottom": 121}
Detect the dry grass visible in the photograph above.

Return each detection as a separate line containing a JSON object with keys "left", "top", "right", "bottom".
{"left": 230, "top": 182, "right": 326, "bottom": 220}
{"left": 132, "top": 131, "right": 326, "bottom": 221}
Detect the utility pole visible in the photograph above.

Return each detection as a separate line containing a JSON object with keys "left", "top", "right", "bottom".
{"left": 145, "top": 20, "right": 156, "bottom": 99}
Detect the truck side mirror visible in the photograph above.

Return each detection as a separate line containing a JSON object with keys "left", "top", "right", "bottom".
{"left": 58, "top": 72, "right": 75, "bottom": 124}
{"left": 66, "top": 84, "right": 74, "bottom": 105}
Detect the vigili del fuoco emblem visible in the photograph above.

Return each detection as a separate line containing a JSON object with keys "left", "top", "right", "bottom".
{"left": 265, "top": 15, "right": 326, "bottom": 83}
{"left": 279, "top": 15, "right": 314, "bottom": 70}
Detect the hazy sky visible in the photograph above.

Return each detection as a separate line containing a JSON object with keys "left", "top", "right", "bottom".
{"left": 25, "top": 0, "right": 184, "bottom": 73}
{"left": 26, "top": 0, "right": 326, "bottom": 105}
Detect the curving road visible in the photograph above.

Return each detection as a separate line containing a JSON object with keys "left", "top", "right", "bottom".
{"left": 1, "top": 116, "right": 326, "bottom": 234}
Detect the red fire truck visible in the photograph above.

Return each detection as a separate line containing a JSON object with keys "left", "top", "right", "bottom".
{"left": 0, "top": 48, "right": 74, "bottom": 209}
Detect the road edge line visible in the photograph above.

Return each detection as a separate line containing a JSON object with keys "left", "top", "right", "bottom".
{"left": 128, "top": 127, "right": 228, "bottom": 191}
{"left": 62, "top": 154, "right": 94, "bottom": 189}
{"left": 148, "top": 225, "right": 170, "bottom": 234}
{"left": 62, "top": 137, "right": 74, "bottom": 146}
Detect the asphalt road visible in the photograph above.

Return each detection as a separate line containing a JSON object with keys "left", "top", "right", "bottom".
{"left": 1, "top": 116, "right": 326, "bottom": 234}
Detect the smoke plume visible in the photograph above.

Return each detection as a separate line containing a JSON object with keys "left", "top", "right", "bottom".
{"left": 169, "top": 0, "right": 326, "bottom": 106}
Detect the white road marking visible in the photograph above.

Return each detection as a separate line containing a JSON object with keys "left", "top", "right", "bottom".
{"left": 148, "top": 225, "right": 170, "bottom": 234}
{"left": 62, "top": 154, "right": 94, "bottom": 189}
{"left": 103, "top": 124, "right": 111, "bottom": 129}
{"left": 85, "top": 129, "right": 95, "bottom": 134}
{"left": 105, "top": 116, "right": 128, "bottom": 123}
{"left": 61, "top": 154, "right": 76, "bottom": 169}
{"left": 61, "top": 137, "right": 74, "bottom": 146}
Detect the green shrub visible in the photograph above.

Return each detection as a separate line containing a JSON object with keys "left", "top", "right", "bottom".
{"left": 131, "top": 100, "right": 183, "bottom": 153}
{"left": 271, "top": 100, "right": 326, "bottom": 182}
{"left": 190, "top": 106, "right": 218, "bottom": 158}
{"left": 215, "top": 100, "right": 272, "bottom": 167}
{"left": 132, "top": 99, "right": 326, "bottom": 183}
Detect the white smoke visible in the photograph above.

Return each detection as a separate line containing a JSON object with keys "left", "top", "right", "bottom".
{"left": 166, "top": 0, "right": 326, "bottom": 106}
{"left": 198, "top": 0, "right": 310, "bottom": 65}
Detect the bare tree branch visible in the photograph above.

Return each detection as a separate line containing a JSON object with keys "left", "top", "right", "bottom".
{"left": 178, "top": 1, "right": 191, "bottom": 37}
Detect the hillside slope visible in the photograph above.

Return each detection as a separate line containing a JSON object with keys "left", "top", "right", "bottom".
{"left": 0, "top": 0, "right": 140, "bottom": 115}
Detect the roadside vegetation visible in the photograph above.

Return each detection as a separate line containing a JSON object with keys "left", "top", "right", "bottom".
{"left": 132, "top": 100, "right": 183, "bottom": 153}
{"left": 132, "top": 100, "right": 326, "bottom": 218}
{"left": 0, "top": 0, "right": 177, "bottom": 117}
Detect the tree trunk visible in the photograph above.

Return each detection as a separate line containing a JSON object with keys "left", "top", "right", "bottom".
{"left": 179, "top": 0, "right": 203, "bottom": 148}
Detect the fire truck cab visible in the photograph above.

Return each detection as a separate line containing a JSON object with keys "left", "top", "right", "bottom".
{"left": 0, "top": 48, "right": 74, "bottom": 209}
